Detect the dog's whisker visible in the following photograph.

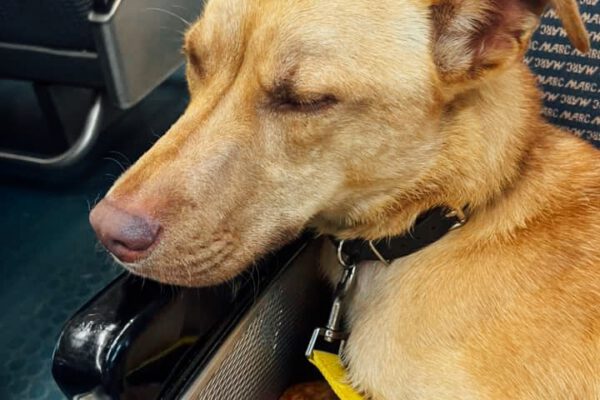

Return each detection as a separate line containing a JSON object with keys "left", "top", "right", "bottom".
{"left": 250, "top": 263, "right": 259, "bottom": 303}
{"left": 91, "top": 192, "right": 102, "bottom": 208}
{"left": 104, "top": 173, "right": 118, "bottom": 183}
{"left": 104, "top": 156, "right": 127, "bottom": 173}
{"left": 145, "top": 7, "right": 192, "bottom": 27}
{"left": 108, "top": 150, "right": 132, "bottom": 168}
{"left": 139, "top": 274, "right": 146, "bottom": 291}
{"left": 184, "top": 263, "right": 193, "bottom": 286}
{"left": 149, "top": 125, "right": 163, "bottom": 142}
{"left": 158, "top": 26, "right": 188, "bottom": 38}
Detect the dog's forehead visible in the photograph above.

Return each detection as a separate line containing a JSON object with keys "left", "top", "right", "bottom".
{"left": 190, "top": 0, "right": 433, "bottom": 55}
{"left": 186, "top": 0, "right": 435, "bottom": 92}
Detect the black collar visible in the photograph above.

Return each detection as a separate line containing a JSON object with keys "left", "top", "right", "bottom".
{"left": 331, "top": 206, "right": 466, "bottom": 265}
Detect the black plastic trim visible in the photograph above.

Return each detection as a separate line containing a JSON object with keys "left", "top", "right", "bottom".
{"left": 52, "top": 238, "right": 307, "bottom": 399}
{"left": 93, "top": 0, "right": 117, "bottom": 14}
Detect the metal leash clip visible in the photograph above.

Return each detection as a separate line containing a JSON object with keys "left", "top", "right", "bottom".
{"left": 306, "top": 241, "right": 357, "bottom": 358}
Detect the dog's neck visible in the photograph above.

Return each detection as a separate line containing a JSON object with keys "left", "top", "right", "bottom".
{"left": 312, "top": 64, "right": 548, "bottom": 241}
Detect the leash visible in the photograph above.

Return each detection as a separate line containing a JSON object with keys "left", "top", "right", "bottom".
{"left": 305, "top": 206, "right": 467, "bottom": 400}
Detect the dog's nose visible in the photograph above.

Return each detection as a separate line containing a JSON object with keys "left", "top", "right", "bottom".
{"left": 89, "top": 199, "right": 160, "bottom": 263}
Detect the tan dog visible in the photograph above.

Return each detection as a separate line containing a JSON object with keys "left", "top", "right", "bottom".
{"left": 90, "top": 0, "right": 600, "bottom": 398}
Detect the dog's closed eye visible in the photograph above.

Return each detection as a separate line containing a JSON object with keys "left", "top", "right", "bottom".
{"left": 183, "top": 38, "right": 205, "bottom": 79}
{"left": 269, "top": 81, "right": 337, "bottom": 113}
{"left": 187, "top": 52, "right": 204, "bottom": 77}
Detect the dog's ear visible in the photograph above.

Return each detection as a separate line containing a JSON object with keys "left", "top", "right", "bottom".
{"left": 549, "top": 0, "right": 590, "bottom": 52}
{"left": 431, "top": 0, "right": 589, "bottom": 84}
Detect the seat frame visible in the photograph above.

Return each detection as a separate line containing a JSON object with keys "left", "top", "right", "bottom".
{"left": 0, "top": 0, "right": 204, "bottom": 177}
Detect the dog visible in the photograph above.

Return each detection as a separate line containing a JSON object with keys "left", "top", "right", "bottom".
{"left": 89, "top": 0, "right": 600, "bottom": 398}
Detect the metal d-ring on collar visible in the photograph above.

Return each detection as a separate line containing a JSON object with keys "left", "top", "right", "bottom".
{"left": 338, "top": 239, "right": 391, "bottom": 266}
{"left": 367, "top": 241, "right": 391, "bottom": 265}
{"left": 446, "top": 207, "right": 467, "bottom": 231}
{"left": 336, "top": 240, "right": 351, "bottom": 267}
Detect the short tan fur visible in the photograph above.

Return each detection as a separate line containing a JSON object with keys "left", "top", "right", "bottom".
{"left": 96, "top": 0, "right": 599, "bottom": 398}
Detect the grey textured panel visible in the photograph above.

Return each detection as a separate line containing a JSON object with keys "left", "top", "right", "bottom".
{"left": 184, "top": 242, "right": 326, "bottom": 400}
{"left": 0, "top": 0, "right": 94, "bottom": 50}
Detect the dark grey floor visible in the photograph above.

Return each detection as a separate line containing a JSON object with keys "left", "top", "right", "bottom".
{"left": 0, "top": 70, "right": 189, "bottom": 400}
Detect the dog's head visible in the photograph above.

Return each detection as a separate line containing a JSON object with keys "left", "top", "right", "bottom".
{"left": 90, "top": 0, "right": 588, "bottom": 286}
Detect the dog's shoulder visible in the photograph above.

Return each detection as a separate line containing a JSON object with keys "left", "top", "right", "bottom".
{"left": 341, "top": 127, "right": 600, "bottom": 399}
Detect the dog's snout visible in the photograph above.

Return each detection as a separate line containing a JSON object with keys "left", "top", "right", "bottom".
{"left": 89, "top": 199, "right": 160, "bottom": 263}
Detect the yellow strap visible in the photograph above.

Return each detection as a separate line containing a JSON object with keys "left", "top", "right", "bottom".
{"left": 308, "top": 350, "right": 364, "bottom": 400}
